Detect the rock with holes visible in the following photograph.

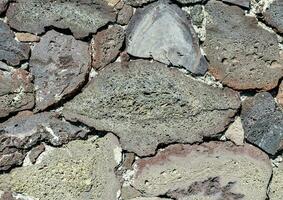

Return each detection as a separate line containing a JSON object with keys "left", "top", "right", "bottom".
{"left": 0, "top": 111, "right": 89, "bottom": 171}
{"left": 91, "top": 25, "right": 124, "bottom": 70}
{"left": 131, "top": 142, "right": 272, "bottom": 200}
{"left": 6, "top": 0, "right": 116, "bottom": 39}
{"left": 263, "top": 0, "right": 283, "bottom": 34}
{"left": 0, "top": 0, "right": 9, "bottom": 14}
{"left": 0, "top": 69, "right": 34, "bottom": 119}
{"left": 0, "top": 134, "right": 121, "bottom": 200}
{"left": 203, "top": 0, "right": 283, "bottom": 90}
{"left": 269, "top": 156, "right": 283, "bottom": 200}
{"left": 221, "top": 0, "right": 250, "bottom": 8}
{"left": 241, "top": 92, "right": 283, "bottom": 155}
{"left": 0, "top": 21, "right": 30, "bottom": 66}
{"left": 126, "top": 0, "right": 207, "bottom": 75}
{"left": 63, "top": 60, "right": 240, "bottom": 156}
{"left": 30, "top": 30, "right": 91, "bottom": 112}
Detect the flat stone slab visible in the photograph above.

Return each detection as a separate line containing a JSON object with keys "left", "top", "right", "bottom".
{"left": 6, "top": 0, "right": 116, "bottom": 39}
{"left": 203, "top": 0, "right": 283, "bottom": 90}
{"left": 0, "top": 134, "right": 121, "bottom": 200}
{"left": 126, "top": 0, "right": 207, "bottom": 75}
{"left": 269, "top": 158, "right": 283, "bottom": 200}
{"left": 0, "top": 21, "right": 30, "bottom": 66}
{"left": 131, "top": 142, "right": 272, "bottom": 200}
{"left": 241, "top": 92, "right": 283, "bottom": 155}
{"left": 30, "top": 30, "right": 91, "bottom": 112}
{"left": 263, "top": 0, "right": 283, "bottom": 34}
{"left": 63, "top": 60, "right": 240, "bottom": 156}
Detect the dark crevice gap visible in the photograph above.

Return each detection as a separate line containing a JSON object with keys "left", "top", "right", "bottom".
{"left": 172, "top": 0, "right": 209, "bottom": 7}
{"left": 217, "top": 0, "right": 250, "bottom": 10}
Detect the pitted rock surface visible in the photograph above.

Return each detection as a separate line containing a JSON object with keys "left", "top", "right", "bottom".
{"left": 263, "top": 0, "right": 283, "bottom": 34}
{"left": 6, "top": 0, "right": 116, "bottom": 39}
{"left": 269, "top": 157, "right": 283, "bottom": 200}
{"left": 131, "top": 142, "right": 272, "bottom": 200}
{"left": 30, "top": 30, "right": 91, "bottom": 112}
{"left": 0, "top": 134, "right": 121, "bottom": 200}
{"left": 203, "top": 0, "right": 283, "bottom": 90}
{"left": 126, "top": 0, "right": 207, "bottom": 75}
{"left": 63, "top": 60, "right": 240, "bottom": 156}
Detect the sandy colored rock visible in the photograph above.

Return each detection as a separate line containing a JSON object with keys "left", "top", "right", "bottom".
{"left": 105, "top": 0, "right": 120, "bottom": 6}
{"left": 225, "top": 116, "right": 244, "bottom": 145}
{"left": 63, "top": 60, "right": 240, "bottom": 156}
{"left": 131, "top": 142, "right": 272, "bottom": 200}
{"left": 269, "top": 158, "right": 283, "bottom": 200}
{"left": 0, "top": 134, "right": 121, "bottom": 200}
{"left": 203, "top": 0, "right": 283, "bottom": 90}
{"left": 121, "top": 186, "right": 142, "bottom": 200}
{"left": 15, "top": 33, "right": 40, "bottom": 42}
{"left": 263, "top": 0, "right": 283, "bottom": 34}
{"left": 276, "top": 81, "right": 283, "bottom": 106}
{"left": 30, "top": 30, "right": 91, "bottom": 112}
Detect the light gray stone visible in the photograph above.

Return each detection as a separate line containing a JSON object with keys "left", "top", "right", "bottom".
{"left": 263, "top": 0, "right": 283, "bottom": 34}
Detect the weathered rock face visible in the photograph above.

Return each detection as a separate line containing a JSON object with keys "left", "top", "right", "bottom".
{"left": 63, "top": 60, "right": 240, "bottom": 156}
{"left": 241, "top": 92, "right": 283, "bottom": 155}
{"left": 30, "top": 30, "right": 91, "bottom": 112}
{"left": 91, "top": 25, "right": 124, "bottom": 70}
{"left": 221, "top": 0, "right": 250, "bottom": 8}
{"left": 6, "top": 0, "right": 116, "bottom": 39}
{"left": 203, "top": 0, "right": 283, "bottom": 90}
{"left": 131, "top": 142, "right": 272, "bottom": 200}
{"left": 0, "top": 111, "right": 89, "bottom": 171}
{"left": 263, "top": 0, "right": 283, "bottom": 34}
{"left": 269, "top": 158, "right": 283, "bottom": 200}
{"left": 0, "top": 69, "right": 34, "bottom": 118}
{"left": 0, "top": 21, "right": 30, "bottom": 66}
{"left": 0, "top": 134, "right": 122, "bottom": 200}
{"left": 126, "top": 0, "right": 207, "bottom": 75}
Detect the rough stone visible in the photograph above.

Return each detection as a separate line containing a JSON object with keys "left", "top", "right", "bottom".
{"left": 91, "top": 25, "right": 124, "bottom": 70}
{"left": 269, "top": 157, "right": 283, "bottom": 200}
{"left": 224, "top": 116, "right": 245, "bottom": 145}
{"left": 124, "top": 0, "right": 155, "bottom": 7}
{"left": 0, "top": 21, "right": 30, "bottom": 66}
{"left": 130, "top": 198, "right": 172, "bottom": 200}
{"left": 0, "top": 111, "right": 89, "bottom": 171}
{"left": 241, "top": 92, "right": 283, "bottom": 155}
{"left": 203, "top": 0, "right": 283, "bottom": 90}
{"left": 176, "top": 0, "right": 202, "bottom": 4}
{"left": 117, "top": 2, "right": 133, "bottom": 25}
{"left": 6, "top": 0, "right": 116, "bottom": 39}
{"left": 30, "top": 30, "right": 91, "bottom": 112}
{"left": 0, "top": 134, "right": 121, "bottom": 200}
{"left": 63, "top": 60, "right": 240, "bottom": 156}
{"left": 131, "top": 142, "right": 272, "bottom": 200}
{"left": 28, "top": 143, "right": 45, "bottom": 164}
{"left": 276, "top": 81, "right": 283, "bottom": 106}
{"left": 221, "top": 0, "right": 250, "bottom": 8}
{"left": 105, "top": 0, "right": 120, "bottom": 7}
{"left": 121, "top": 186, "right": 142, "bottom": 200}
{"left": 0, "top": 69, "right": 34, "bottom": 119}
{"left": 15, "top": 33, "right": 40, "bottom": 42}
{"left": 263, "top": 0, "right": 283, "bottom": 34}
{"left": 0, "top": 0, "right": 9, "bottom": 14}
{"left": 126, "top": 0, "right": 208, "bottom": 75}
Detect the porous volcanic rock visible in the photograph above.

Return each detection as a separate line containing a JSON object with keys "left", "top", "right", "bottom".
{"left": 263, "top": 0, "right": 283, "bottom": 34}
{"left": 0, "top": 111, "right": 89, "bottom": 171}
{"left": 30, "top": 30, "right": 91, "bottom": 112}
{"left": 269, "top": 158, "right": 283, "bottom": 200}
{"left": 6, "top": 0, "right": 116, "bottom": 39}
{"left": 241, "top": 92, "right": 283, "bottom": 155}
{"left": 0, "top": 134, "right": 121, "bottom": 200}
{"left": 126, "top": 0, "right": 207, "bottom": 75}
{"left": 63, "top": 60, "right": 240, "bottom": 156}
{"left": 0, "top": 69, "right": 34, "bottom": 118}
{"left": 0, "top": 21, "right": 30, "bottom": 66}
{"left": 203, "top": 0, "right": 283, "bottom": 90}
{"left": 131, "top": 142, "right": 272, "bottom": 200}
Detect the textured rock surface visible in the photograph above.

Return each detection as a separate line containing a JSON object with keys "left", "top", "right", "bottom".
{"left": 221, "top": 0, "right": 250, "bottom": 8}
{"left": 0, "top": 69, "right": 34, "bottom": 118}
{"left": 130, "top": 198, "right": 172, "bottom": 200}
{"left": 241, "top": 92, "right": 283, "bottom": 155}
{"left": 0, "top": 21, "right": 30, "bottom": 66}
{"left": 91, "top": 25, "right": 124, "bottom": 70}
{"left": 131, "top": 142, "right": 272, "bottom": 200}
{"left": 225, "top": 116, "right": 244, "bottom": 145}
{"left": 269, "top": 158, "right": 283, "bottom": 200}
{"left": 116, "top": 2, "right": 133, "bottom": 25}
{"left": 263, "top": 0, "right": 283, "bottom": 34}
{"left": 0, "top": 111, "right": 89, "bottom": 171}
{"left": 15, "top": 33, "right": 40, "bottom": 42}
{"left": 0, "top": 134, "right": 121, "bottom": 200}
{"left": 64, "top": 60, "right": 240, "bottom": 156}
{"left": 6, "top": 0, "right": 116, "bottom": 39}
{"left": 0, "top": 0, "right": 9, "bottom": 14}
{"left": 276, "top": 81, "right": 283, "bottom": 106}
{"left": 203, "top": 0, "right": 283, "bottom": 90}
{"left": 126, "top": 0, "right": 207, "bottom": 75}
{"left": 124, "top": 0, "right": 156, "bottom": 7}
{"left": 30, "top": 30, "right": 91, "bottom": 112}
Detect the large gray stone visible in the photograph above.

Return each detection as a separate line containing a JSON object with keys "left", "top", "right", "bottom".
{"left": 30, "top": 30, "right": 91, "bottom": 112}
{"left": 126, "top": 0, "right": 207, "bottom": 75}
{"left": 263, "top": 0, "right": 283, "bottom": 34}
{"left": 6, "top": 0, "right": 116, "bottom": 39}
{"left": 63, "top": 60, "right": 240, "bottom": 156}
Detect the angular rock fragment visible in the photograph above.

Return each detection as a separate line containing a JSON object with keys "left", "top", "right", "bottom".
{"left": 6, "top": 0, "right": 116, "bottom": 39}
{"left": 203, "top": 0, "right": 283, "bottom": 90}
{"left": 0, "top": 111, "right": 89, "bottom": 171}
{"left": 116, "top": 1, "right": 133, "bottom": 25}
{"left": 241, "top": 92, "right": 283, "bottom": 155}
{"left": 126, "top": 0, "right": 207, "bottom": 75}
{"left": 131, "top": 142, "right": 272, "bottom": 200}
{"left": 0, "top": 134, "right": 121, "bottom": 200}
{"left": 269, "top": 158, "right": 283, "bottom": 200}
{"left": 0, "top": 21, "right": 30, "bottom": 66}
{"left": 224, "top": 116, "right": 244, "bottom": 145}
{"left": 263, "top": 0, "right": 283, "bottom": 34}
{"left": 221, "top": 0, "right": 250, "bottom": 8}
{"left": 28, "top": 143, "right": 45, "bottom": 164}
{"left": 15, "top": 33, "right": 40, "bottom": 42}
{"left": 30, "top": 30, "right": 91, "bottom": 112}
{"left": 0, "top": 0, "right": 9, "bottom": 14}
{"left": 63, "top": 60, "right": 240, "bottom": 156}
{"left": 91, "top": 25, "right": 124, "bottom": 70}
{"left": 0, "top": 69, "right": 34, "bottom": 118}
